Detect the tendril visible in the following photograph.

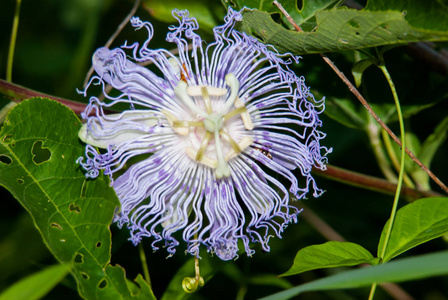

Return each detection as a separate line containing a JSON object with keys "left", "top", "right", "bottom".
{"left": 182, "top": 251, "right": 204, "bottom": 293}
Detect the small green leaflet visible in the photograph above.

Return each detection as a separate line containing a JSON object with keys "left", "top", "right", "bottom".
{"left": 280, "top": 241, "right": 378, "bottom": 277}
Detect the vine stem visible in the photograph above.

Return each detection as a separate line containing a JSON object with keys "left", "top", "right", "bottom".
{"left": 368, "top": 64, "right": 407, "bottom": 300}
{"left": 381, "top": 130, "right": 415, "bottom": 189}
{"left": 272, "top": 0, "right": 448, "bottom": 194}
{"left": 379, "top": 64, "right": 406, "bottom": 259}
{"left": 139, "top": 244, "right": 152, "bottom": 286}
{"left": 7, "top": 0, "right": 22, "bottom": 82}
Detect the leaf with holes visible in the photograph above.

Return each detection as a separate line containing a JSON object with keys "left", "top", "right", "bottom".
{"left": 228, "top": 0, "right": 341, "bottom": 31}
{"left": 227, "top": 0, "right": 448, "bottom": 54}
{"left": 0, "top": 98, "right": 155, "bottom": 300}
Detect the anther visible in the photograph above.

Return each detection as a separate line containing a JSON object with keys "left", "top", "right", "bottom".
{"left": 175, "top": 81, "right": 207, "bottom": 118}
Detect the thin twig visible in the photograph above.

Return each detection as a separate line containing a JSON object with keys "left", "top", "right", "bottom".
{"left": 273, "top": 1, "right": 303, "bottom": 32}
{"left": 320, "top": 53, "right": 448, "bottom": 194}
{"left": 83, "top": 0, "right": 141, "bottom": 88}
{"left": 273, "top": 0, "right": 448, "bottom": 194}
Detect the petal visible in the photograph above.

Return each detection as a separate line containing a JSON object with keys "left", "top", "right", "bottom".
{"left": 79, "top": 111, "right": 160, "bottom": 149}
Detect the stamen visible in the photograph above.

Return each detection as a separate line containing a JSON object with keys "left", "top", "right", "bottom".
{"left": 186, "top": 148, "right": 217, "bottom": 168}
{"left": 225, "top": 137, "right": 254, "bottom": 160}
{"left": 201, "top": 86, "right": 212, "bottom": 114}
{"left": 219, "top": 130, "right": 241, "bottom": 153}
{"left": 175, "top": 81, "right": 207, "bottom": 118}
{"left": 234, "top": 98, "right": 254, "bottom": 130}
{"left": 214, "top": 130, "right": 231, "bottom": 179}
{"left": 223, "top": 106, "right": 247, "bottom": 121}
{"left": 196, "top": 132, "right": 212, "bottom": 161}
{"left": 173, "top": 121, "right": 204, "bottom": 128}
{"left": 187, "top": 86, "right": 227, "bottom": 97}
{"left": 162, "top": 110, "right": 189, "bottom": 135}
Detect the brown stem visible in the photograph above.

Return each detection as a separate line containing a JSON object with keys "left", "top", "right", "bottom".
{"left": 0, "top": 79, "right": 87, "bottom": 115}
{"left": 313, "top": 165, "right": 444, "bottom": 200}
{"left": 273, "top": 1, "right": 448, "bottom": 194}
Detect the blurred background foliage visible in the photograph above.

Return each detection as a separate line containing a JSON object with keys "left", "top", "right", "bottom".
{"left": 1, "top": 0, "right": 448, "bottom": 299}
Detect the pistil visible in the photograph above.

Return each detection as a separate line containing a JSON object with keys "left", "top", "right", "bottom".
{"left": 171, "top": 73, "right": 254, "bottom": 178}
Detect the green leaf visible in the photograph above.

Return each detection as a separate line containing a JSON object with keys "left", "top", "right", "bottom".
{"left": 228, "top": 0, "right": 341, "bottom": 31}
{"left": 248, "top": 274, "right": 293, "bottom": 289}
{"left": 0, "top": 214, "right": 51, "bottom": 283}
{"left": 259, "top": 250, "right": 448, "bottom": 300}
{"left": 0, "top": 264, "right": 70, "bottom": 300}
{"left": 234, "top": 2, "right": 448, "bottom": 55}
{"left": 143, "top": 0, "right": 226, "bottom": 31}
{"left": 419, "top": 116, "right": 448, "bottom": 169}
{"left": 324, "top": 97, "right": 368, "bottom": 129}
{"left": 0, "top": 98, "right": 154, "bottom": 300}
{"left": 133, "top": 275, "right": 157, "bottom": 300}
{"left": 378, "top": 197, "right": 448, "bottom": 262}
{"left": 352, "top": 59, "right": 373, "bottom": 88}
{"left": 280, "top": 241, "right": 377, "bottom": 277}
{"left": 370, "top": 102, "right": 437, "bottom": 124}
{"left": 365, "top": 0, "right": 448, "bottom": 31}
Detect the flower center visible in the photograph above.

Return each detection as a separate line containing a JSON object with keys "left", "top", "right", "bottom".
{"left": 165, "top": 73, "right": 253, "bottom": 179}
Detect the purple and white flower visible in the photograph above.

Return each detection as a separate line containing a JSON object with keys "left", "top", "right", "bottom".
{"left": 77, "top": 8, "right": 330, "bottom": 260}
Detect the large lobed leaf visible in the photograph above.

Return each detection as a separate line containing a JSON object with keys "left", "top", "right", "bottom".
{"left": 227, "top": 0, "right": 448, "bottom": 54}
{"left": 0, "top": 98, "right": 154, "bottom": 299}
{"left": 378, "top": 197, "right": 448, "bottom": 262}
